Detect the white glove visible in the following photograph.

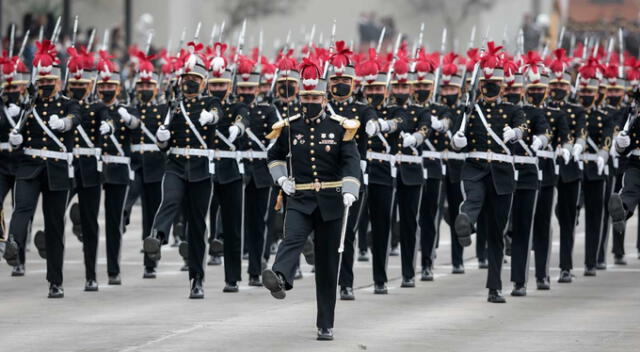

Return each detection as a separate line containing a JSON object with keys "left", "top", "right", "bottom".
{"left": 343, "top": 193, "right": 356, "bottom": 207}
{"left": 365, "top": 120, "right": 380, "bottom": 137}
{"left": 561, "top": 147, "right": 571, "bottom": 165}
{"left": 379, "top": 119, "right": 390, "bottom": 132}
{"left": 9, "top": 130, "right": 23, "bottom": 146}
{"left": 7, "top": 103, "right": 20, "bottom": 118}
{"left": 572, "top": 143, "right": 584, "bottom": 161}
{"left": 117, "top": 107, "right": 132, "bottom": 123}
{"left": 531, "top": 135, "right": 543, "bottom": 151}
{"left": 430, "top": 115, "right": 444, "bottom": 132}
{"left": 228, "top": 125, "right": 240, "bottom": 143}
{"left": 156, "top": 125, "right": 171, "bottom": 142}
{"left": 48, "top": 114, "right": 65, "bottom": 131}
{"left": 402, "top": 132, "right": 417, "bottom": 148}
{"left": 199, "top": 110, "right": 214, "bottom": 126}
{"left": 453, "top": 131, "right": 467, "bottom": 149}
{"left": 99, "top": 121, "right": 112, "bottom": 135}
{"left": 502, "top": 126, "right": 516, "bottom": 143}
{"left": 597, "top": 156, "right": 605, "bottom": 175}
{"left": 277, "top": 176, "right": 295, "bottom": 196}
{"left": 360, "top": 160, "right": 367, "bottom": 173}
{"left": 615, "top": 133, "right": 631, "bottom": 149}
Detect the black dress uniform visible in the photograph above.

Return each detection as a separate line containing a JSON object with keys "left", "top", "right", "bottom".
{"left": 210, "top": 100, "right": 249, "bottom": 287}
{"left": 72, "top": 100, "right": 109, "bottom": 283}
{"left": 264, "top": 110, "right": 361, "bottom": 333}
{"left": 7, "top": 94, "right": 81, "bottom": 289}
{"left": 581, "top": 106, "right": 613, "bottom": 272}
{"left": 242, "top": 101, "right": 279, "bottom": 280}
{"left": 454, "top": 99, "right": 526, "bottom": 295}
{"left": 129, "top": 100, "right": 167, "bottom": 271}
{"left": 150, "top": 95, "right": 223, "bottom": 286}
{"left": 332, "top": 98, "right": 376, "bottom": 293}
{"left": 0, "top": 101, "right": 21, "bottom": 251}
{"left": 610, "top": 104, "right": 632, "bottom": 260}
{"left": 532, "top": 103, "right": 569, "bottom": 285}
{"left": 551, "top": 100, "right": 586, "bottom": 277}
{"left": 101, "top": 102, "right": 140, "bottom": 281}
{"left": 509, "top": 102, "right": 549, "bottom": 289}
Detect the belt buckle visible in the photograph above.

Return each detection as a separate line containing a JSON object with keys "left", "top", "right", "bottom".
{"left": 313, "top": 180, "right": 322, "bottom": 192}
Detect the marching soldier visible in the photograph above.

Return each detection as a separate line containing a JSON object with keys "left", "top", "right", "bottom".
{"left": 0, "top": 53, "right": 29, "bottom": 274}
{"left": 261, "top": 58, "right": 360, "bottom": 340}
{"left": 95, "top": 51, "right": 140, "bottom": 285}
{"left": 145, "top": 42, "right": 223, "bottom": 298}
{"left": 4, "top": 40, "right": 81, "bottom": 297}
{"left": 452, "top": 42, "right": 527, "bottom": 303}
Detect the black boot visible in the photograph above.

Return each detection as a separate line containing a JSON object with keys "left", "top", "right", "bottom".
{"left": 189, "top": 278, "right": 204, "bottom": 299}
{"left": 262, "top": 269, "right": 286, "bottom": 299}
{"left": 48, "top": 283, "right": 64, "bottom": 298}
{"left": 487, "top": 289, "right": 506, "bottom": 303}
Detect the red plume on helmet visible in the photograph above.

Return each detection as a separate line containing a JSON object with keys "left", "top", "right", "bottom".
{"left": 237, "top": 55, "right": 256, "bottom": 81}
{"left": 299, "top": 57, "right": 321, "bottom": 90}
{"left": 522, "top": 50, "right": 543, "bottom": 83}
{"left": 414, "top": 48, "right": 438, "bottom": 81}
{"left": 572, "top": 42, "right": 584, "bottom": 65}
{"left": 479, "top": 41, "right": 503, "bottom": 79}
{"left": 359, "top": 48, "right": 380, "bottom": 83}
{"left": 67, "top": 47, "right": 87, "bottom": 80}
{"left": 465, "top": 48, "right": 480, "bottom": 72}
{"left": 440, "top": 52, "right": 458, "bottom": 85}
{"left": 260, "top": 56, "right": 276, "bottom": 83}
{"left": 578, "top": 56, "right": 603, "bottom": 87}
{"left": 183, "top": 41, "right": 207, "bottom": 74}
{"left": 136, "top": 51, "right": 157, "bottom": 82}
{"left": 393, "top": 51, "right": 410, "bottom": 83}
{"left": 97, "top": 50, "right": 117, "bottom": 82}
{"left": 549, "top": 48, "right": 570, "bottom": 79}
{"left": 501, "top": 54, "right": 520, "bottom": 86}
{"left": 33, "top": 39, "right": 58, "bottom": 77}
{"left": 276, "top": 49, "right": 298, "bottom": 77}
{"left": 128, "top": 44, "right": 141, "bottom": 64}
{"left": 329, "top": 40, "right": 353, "bottom": 75}
{"left": 626, "top": 57, "right": 640, "bottom": 86}
{"left": 208, "top": 42, "right": 228, "bottom": 77}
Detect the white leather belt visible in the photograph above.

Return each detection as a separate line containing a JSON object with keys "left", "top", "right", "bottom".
{"left": 240, "top": 150, "right": 268, "bottom": 159}
{"left": 441, "top": 150, "right": 466, "bottom": 160}
{"left": 513, "top": 155, "right": 538, "bottom": 165}
{"left": 0, "top": 142, "right": 11, "bottom": 151}
{"left": 24, "top": 148, "right": 73, "bottom": 162}
{"left": 131, "top": 144, "right": 160, "bottom": 153}
{"left": 366, "top": 151, "right": 395, "bottom": 162}
{"left": 216, "top": 150, "right": 241, "bottom": 159}
{"left": 101, "top": 155, "right": 131, "bottom": 165}
{"left": 73, "top": 147, "right": 101, "bottom": 157}
{"left": 628, "top": 149, "right": 640, "bottom": 157}
{"left": 582, "top": 153, "right": 599, "bottom": 161}
{"left": 395, "top": 154, "right": 423, "bottom": 164}
{"left": 169, "top": 147, "right": 214, "bottom": 158}
{"left": 536, "top": 150, "right": 555, "bottom": 159}
{"left": 467, "top": 151, "right": 513, "bottom": 163}
{"left": 421, "top": 151, "right": 442, "bottom": 159}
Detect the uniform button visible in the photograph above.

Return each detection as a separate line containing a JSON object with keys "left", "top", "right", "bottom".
{"left": 310, "top": 142, "right": 315, "bottom": 146}
{"left": 313, "top": 171, "right": 318, "bottom": 176}
{"left": 310, "top": 135, "right": 315, "bottom": 139}
{"left": 310, "top": 150, "right": 315, "bottom": 154}
{"left": 311, "top": 157, "right": 316, "bottom": 161}
{"left": 311, "top": 165, "right": 316, "bottom": 169}
{"left": 310, "top": 128, "right": 315, "bottom": 132}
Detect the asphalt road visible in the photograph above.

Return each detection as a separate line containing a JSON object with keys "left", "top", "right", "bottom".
{"left": 1, "top": 199, "right": 639, "bottom": 352}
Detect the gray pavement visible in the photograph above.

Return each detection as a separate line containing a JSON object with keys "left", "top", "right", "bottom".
{"left": 1, "top": 200, "right": 639, "bottom": 352}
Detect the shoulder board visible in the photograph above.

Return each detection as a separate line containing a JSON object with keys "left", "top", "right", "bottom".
{"left": 265, "top": 114, "right": 300, "bottom": 139}
{"left": 355, "top": 101, "right": 366, "bottom": 106}
{"left": 257, "top": 102, "right": 271, "bottom": 107}
{"left": 329, "top": 114, "right": 361, "bottom": 141}
{"left": 61, "top": 95, "right": 70, "bottom": 100}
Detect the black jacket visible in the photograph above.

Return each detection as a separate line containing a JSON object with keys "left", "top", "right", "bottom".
{"left": 73, "top": 100, "right": 109, "bottom": 187}
{"left": 583, "top": 107, "right": 613, "bottom": 181}
{"left": 241, "top": 102, "right": 280, "bottom": 189}
{"left": 513, "top": 105, "right": 549, "bottom": 190}
{"left": 212, "top": 101, "right": 250, "bottom": 185}
{"left": 130, "top": 101, "right": 167, "bottom": 184}
{"left": 101, "top": 103, "right": 140, "bottom": 185}
{"left": 551, "top": 101, "right": 587, "bottom": 183}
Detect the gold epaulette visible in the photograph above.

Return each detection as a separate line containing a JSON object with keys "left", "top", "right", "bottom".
{"left": 329, "top": 114, "right": 361, "bottom": 141}
{"left": 265, "top": 114, "right": 300, "bottom": 139}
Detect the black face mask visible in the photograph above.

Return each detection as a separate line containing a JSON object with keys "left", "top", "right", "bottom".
{"left": 393, "top": 93, "right": 409, "bottom": 105}
{"left": 278, "top": 82, "right": 297, "bottom": 98}
{"left": 550, "top": 88, "right": 567, "bottom": 101}
{"left": 137, "top": 89, "right": 155, "bottom": 103}
{"left": 330, "top": 83, "right": 352, "bottom": 98}
{"left": 607, "top": 96, "right": 622, "bottom": 106}
{"left": 238, "top": 93, "right": 256, "bottom": 105}
{"left": 579, "top": 95, "right": 595, "bottom": 108}
{"left": 414, "top": 89, "right": 431, "bottom": 104}
{"left": 39, "top": 84, "right": 56, "bottom": 98}
{"left": 4, "top": 91, "right": 21, "bottom": 104}
{"left": 100, "top": 90, "right": 116, "bottom": 103}
{"left": 69, "top": 87, "right": 87, "bottom": 100}
{"left": 209, "top": 90, "right": 227, "bottom": 100}
{"left": 504, "top": 93, "right": 521, "bottom": 104}
{"left": 367, "top": 93, "right": 385, "bottom": 108}
{"left": 527, "top": 92, "right": 545, "bottom": 106}
{"left": 441, "top": 93, "right": 458, "bottom": 107}
{"left": 482, "top": 81, "right": 501, "bottom": 98}
{"left": 302, "top": 102, "right": 323, "bottom": 119}
{"left": 182, "top": 80, "right": 201, "bottom": 95}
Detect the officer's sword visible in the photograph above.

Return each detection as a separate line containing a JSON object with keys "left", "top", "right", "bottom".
{"left": 338, "top": 203, "right": 351, "bottom": 253}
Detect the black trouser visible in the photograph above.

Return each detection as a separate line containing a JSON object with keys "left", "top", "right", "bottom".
{"left": 358, "top": 192, "right": 369, "bottom": 252}
{"left": 597, "top": 172, "right": 616, "bottom": 263}
{"left": 398, "top": 181, "right": 421, "bottom": 280}
{"left": 0, "top": 173, "right": 14, "bottom": 241}
{"left": 123, "top": 170, "right": 142, "bottom": 228}
{"left": 476, "top": 209, "right": 488, "bottom": 261}
{"left": 103, "top": 183, "right": 129, "bottom": 277}
{"left": 419, "top": 179, "right": 441, "bottom": 270}
{"left": 556, "top": 180, "right": 580, "bottom": 271}
{"left": 9, "top": 169, "right": 70, "bottom": 285}
{"left": 140, "top": 180, "right": 162, "bottom": 269}
{"left": 245, "top": 179, "right": 270, "bottom": 276}
{"left": 263, "top": 187, "right": 280, "bottom": 262}
{"left": 272, "top": 208, "right": 341, "bottom": 329}
{"left": 611, "top": 173, "right": 626, "bottom": 257}
{"left": 367, "top": 183, "right": 393, "bottom": 285}
{"left": 338, "top": 189, "right": 365, "bottom": 288}
{"left": 460, "top": 174, "right": 513, "bottom": 290}
{"left": 152, "top": 173, "right": 212, "bottom": 280}
{"left": 532, "top": 185, "right": 554, "bottom": 281}
{"left": 215, "top": 179, "right": 243, "bottom": 283}
{"left": 582, "top": 179, "right": 605, "bottom": 269}
{"left": 76, "top": 183, "right": 101, "bottom": 281}
{"left": 510, "top": 188, "right": 537, "bottom": 285}
{"left": 445, "top": 177, "right": 464, "bottom": 267}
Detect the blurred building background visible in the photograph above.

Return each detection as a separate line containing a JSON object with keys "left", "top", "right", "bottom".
{"left": 1, "top": 0, "right": 639, "bottom": 66}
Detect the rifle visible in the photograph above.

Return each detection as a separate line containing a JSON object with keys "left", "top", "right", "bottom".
{"left": 458, "top": 60, "right": 481, "bottom": 135}
{"left": 62, "top": 15, "right": 79, "bottom": 91}
{"left": 431, "top": 28, "right": 447, "bottom": 103}
{"left": 230, "top": 19, "right": 247, "bottom": 94}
